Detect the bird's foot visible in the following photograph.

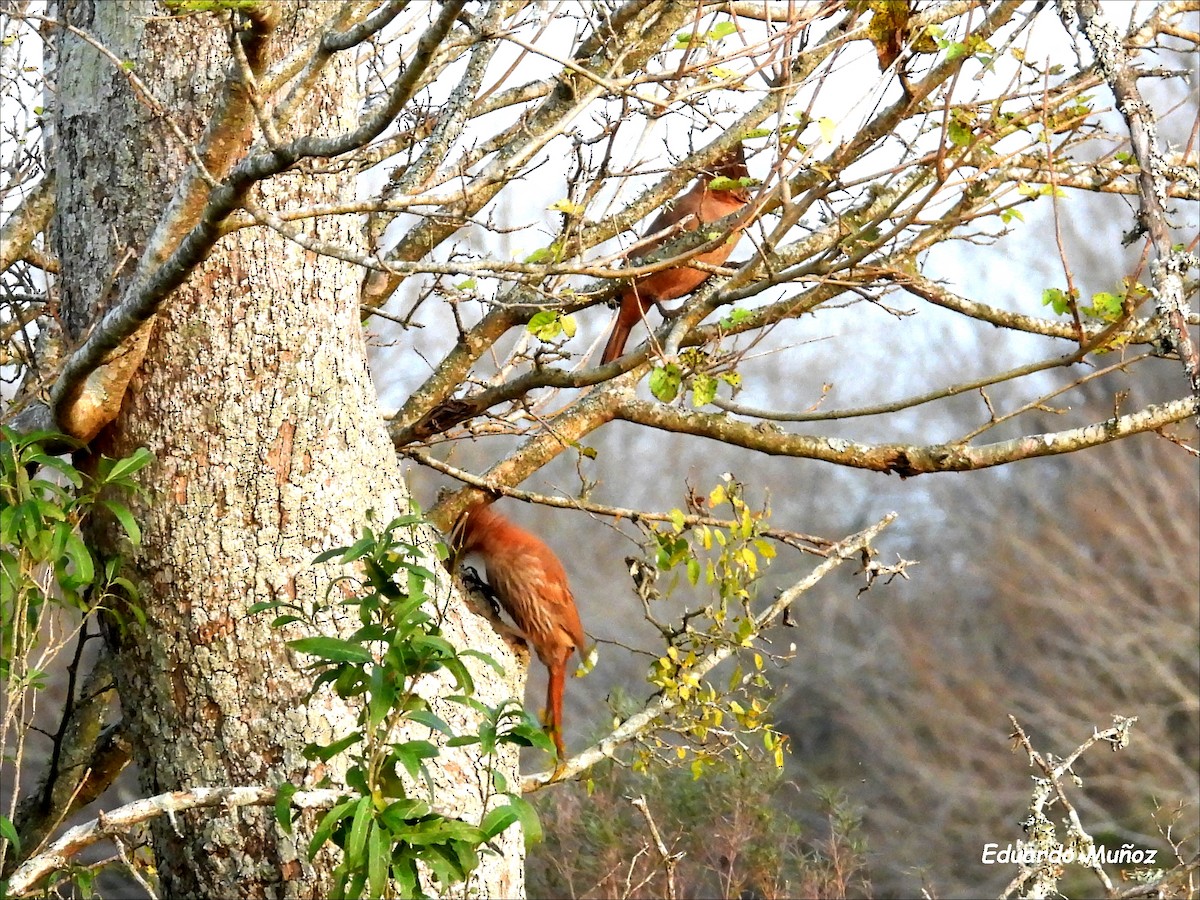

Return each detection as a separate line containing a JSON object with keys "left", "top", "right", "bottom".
{"left": 657, "top": 300, "right": 686, "bottom": 320}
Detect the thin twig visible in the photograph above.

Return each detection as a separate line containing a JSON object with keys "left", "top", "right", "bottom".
{"left": 629, "top": 795, "right": 680, "bottom": 900}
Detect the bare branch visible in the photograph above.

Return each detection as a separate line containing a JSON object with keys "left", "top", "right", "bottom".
{"left": 614, "top": 394, "right": 1200, "bottom": 475}
{"left": 0, "top": 173, "right": 55, "bottom": 273}
{"left": 1071, "top": 1, "right": 1200, "bottom": 397}
{"left": 7, "top": 785, "right": 344, "bottom": 897}
{"left": 629, "top": 795, "right": 680, "bottom": 900}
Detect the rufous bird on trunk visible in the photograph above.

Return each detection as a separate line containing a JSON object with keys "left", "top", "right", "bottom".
{"left": 454, "top": 502, "right": 586, "bottom": 764}
{"left": 600, "top": 144, "right": 751, "bottom": 365}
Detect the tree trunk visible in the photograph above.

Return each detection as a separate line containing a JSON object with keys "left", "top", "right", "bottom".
{"left": 53, "top": 3, "right": 523, "bottom": 896}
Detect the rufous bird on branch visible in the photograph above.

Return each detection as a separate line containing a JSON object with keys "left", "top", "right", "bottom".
{"left": 600, "top": 143, "right": 751, "bottom": 365}
{"left": 454, "top": 502, "right": 586, "bottom": 763}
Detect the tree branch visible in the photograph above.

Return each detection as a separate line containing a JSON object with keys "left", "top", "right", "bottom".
{"left": 613, "top": 394, "right": 1199, "bottom": 476}
{"left": 7, "top": 1, "right": 467, "bottom": 443}
{"left": 426, "top": 374, "right": 633, "bottom": 533}
{"left": 1072, "top": 0, "right": 1200, "bottom": 398}
{"left": 0, "top": 173, "right": 55, "bottom": 273}
{"left": 521, "top": 511, "right": 898, "bottom": 791}
{"left": 404, "top": 447, "right": 833, "bottom": 552}
{"left": 6, "top": 785, "right": 344, "bottom": 897}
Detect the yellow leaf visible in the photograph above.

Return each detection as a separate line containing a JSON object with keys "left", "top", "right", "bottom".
{"left": 818, "top": 117, "right": 837, "bottom": 144}
{"left": 548, "top": 198, "right": 584, "bottom": 215}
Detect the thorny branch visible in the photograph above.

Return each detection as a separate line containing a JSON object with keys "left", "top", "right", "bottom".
{"left": 999, "top": 715, "right": 1196, "bottom": 900}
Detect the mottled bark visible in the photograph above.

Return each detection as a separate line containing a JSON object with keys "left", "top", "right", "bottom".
{"left": 53, "top": 3, "right": 522, "bottom": 897}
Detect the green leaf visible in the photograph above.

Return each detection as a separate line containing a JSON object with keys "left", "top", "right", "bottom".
{"left": 61, "top": 531, "right": 95, "bottom": 588}
{"left": 944, "top": 40, "right": 968, "bottom": 61}
{"left": 709, "top": 175, "right": 751, "bottom": 192}
{"left": 649, "top": 364, "right": 682, "bottom": 402}
{"left": 367, "top": 820, "right": 389, "bottom": 899}
{"left": 719, "top": 307, "right": 753, "bottom": 328}
{"left": 342, "top": 533, "right": 378, "bottom": 563}
{"left": 548, "top": 198, "right": 584, "bottom": 215}
{"left": 247, "top": 600, "right": 285, "bottom": 616}
{"left": 100, "top": 447, "right": 152, "bottom": 483}
{"left": 275, "top": 782, "right": 299, "bottom": 835}
{"left": 342, "top": 867, "right": 367, "bottom": 900}
{"left": 0, "top": 813, "right": 20, "bottom": 855}
{"left": 480, "top": 805, "right": 519, "bottom": 839}
{"left": 392, "top": 855, "right": 417, "bottom": 897}
{"left": 312, "top": 546, "right": 348, "bottom": 564}
{"left": 308, "top": 797, "right": 358, "bottom": 859}
{"left": 441, "top": 653, "right": 475, "bottom": 695}
{"left": 99, "top": 499, "right": 141, "bottom": 546}
{"left": 1041, "top": 287, "right": 1072, "bottom": 316}
{"left": 691, "top": 373, "right": 718, "bottom": 408}
{"left": 393, "top": 740, "right": 440, "bottom": 778}
{"left": 1089, "top": 291, "right": 1123, "bottom": 321}
{"left": 522, "top": 243, "right": 561, "bottom": 264}
{"left": 407, "top": 709, "right": 454, "bottom": 736}
{"left": 457, "top": 648, "right": 504, "bottom": 674}
{"left": 506, "top": 794, "right": 543, "bottom": 847}
{"left": 366, "top": 666, "right": 396, "bottom": 729}
{"left": 345, "top": 796, "right": 373, "bottom": 868}
{"left": 526, "top": 310, "right": 574, "bottom": 341}
{"left": 288, "top": 637, "right": 373, "bottom": 663}
{"left": 303, "top": 731, "right": 362, "bottom": 762}
{"left": 27, "top": 453, "right": 83, "bottom": 488}
{"left": 379, "top": 798, "right": 430, "bottom": 831}
{"left": 947, "top": 119, "right": 971, "bottom": 147}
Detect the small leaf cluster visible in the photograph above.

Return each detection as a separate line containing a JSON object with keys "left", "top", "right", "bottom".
{"left": 1042, "top": 278, "right": 1144, "bottom": 327}
{"left": 638, "top": 476, "right": 787, "bottom": 777}
{"left": 672, "top": 20, "right": 736, "bottom": 49}
{"left": 0, "top": 428, "right": 149, "bottom": 876}
{"left": 652, "top": 477, "right": 776, "bottom": 602}
{"left": 526, "top": 309, "right": 577, "bottom": 342}
{"left": 521, "top": 240, "right": 566, "bottom": 266}
{"left": 649, "top": 349, "right": 741, "bottom": 406}
{"left": 0, "top": 428, "right": 149, "bottom": 685}
{"left": 926, "top": 24, "right": 995, "bottom": 65}
{"left": 253, "top": 512, "right": 545, "bottom": 899}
